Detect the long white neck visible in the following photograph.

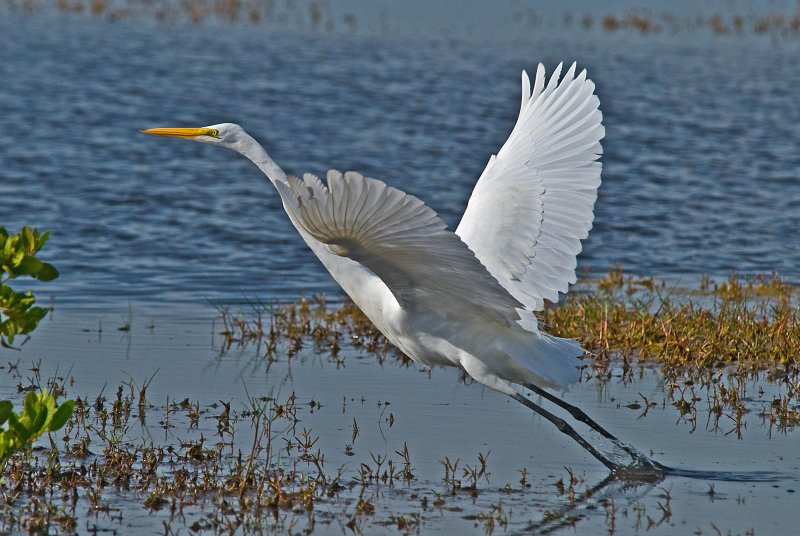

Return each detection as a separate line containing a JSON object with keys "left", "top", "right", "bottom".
{"left": 231, "top": 131, "right": 287, "bottom": 186}
{"left": 222, "top": 125, "right": 395, "bottom": 334}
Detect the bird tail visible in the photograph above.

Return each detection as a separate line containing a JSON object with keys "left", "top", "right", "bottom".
{"left": 504, "top": 332, "right": 584, "bottom": 390}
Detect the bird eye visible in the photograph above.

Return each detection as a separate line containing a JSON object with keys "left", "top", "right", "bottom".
{"left": 209, "top": 129, "right": 219, "bottom": 137}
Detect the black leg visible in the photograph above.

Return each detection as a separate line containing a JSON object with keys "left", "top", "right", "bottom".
{"left": 523, "top": 382, "right": 621, "bottom": 441}
{"left": 511, "top": 392, "right": 621, "bottom": 472}
{"left": 513, "top": 389, "right": 667, "bottom": 479}
{"left": 523, "top": 382, "right": 667, "bottom": 473}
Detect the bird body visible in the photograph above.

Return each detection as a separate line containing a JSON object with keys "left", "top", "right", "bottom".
{"left": 144, "top": 62, "right": 601, "bottom": 396}
{"left": 275, "top": 168, "right": 585, "bottom": 395}
{"left": 140, "top": 62, "right": 661, "bottom": 476}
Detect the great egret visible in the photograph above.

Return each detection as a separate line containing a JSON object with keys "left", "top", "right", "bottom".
{"left": 143, "top": 62, "right": 663, "bottom": 477}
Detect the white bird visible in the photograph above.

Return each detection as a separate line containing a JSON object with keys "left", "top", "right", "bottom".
{"left": 144, "top": 62, "right": 663, "bottom": 477}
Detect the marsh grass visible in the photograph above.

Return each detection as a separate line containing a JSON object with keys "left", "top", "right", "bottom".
{"left": 545, "top": 269, "right": 799, "bottom": 370}
{"left": 212, "top": 272, "right": 800, "bottom": 435}
{"left": 0, "top": 334, "right": 427, "bottom": 534}
{"left": 214, "top": 295, "right": 403, "bottom": 365}
{"left": 1, "top": 372, "right": 365, "bottom": 533}
{"left": 1, "top": 272, "right": 798, "bottom": 533}
{"left": 4, "top": 0, "right": 800, "bottom": 40}
{"left": 544, "top": 270, "right": 800, "bottom": 435}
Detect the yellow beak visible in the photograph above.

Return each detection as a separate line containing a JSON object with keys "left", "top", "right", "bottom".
{"left": 141, "top": 127, "right": 215, "bottom": 138}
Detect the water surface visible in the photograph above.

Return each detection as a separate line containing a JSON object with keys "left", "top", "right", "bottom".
{"left": 1, "top": 12, "right": 799, "bottom": 312}
{"left": 4, "top": 312, "right": 798, "bottom": 534}
{"left": 1, "top": 5, "right": 799, "bottom": 534}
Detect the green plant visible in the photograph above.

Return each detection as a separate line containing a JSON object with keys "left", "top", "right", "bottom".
{"left": 0, "top": 390, "right": 74, "bottom": 470}
{"left": 0, "top": 227, "right": 70, "bottom": 472}
{"left": 0, "top": 226, "right": 59, "bottom": 347}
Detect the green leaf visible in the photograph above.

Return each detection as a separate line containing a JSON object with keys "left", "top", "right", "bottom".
{"left": 0, "top": 400, "right": 12, "bottom": 426}
{"left": 0, "top": 394, "right": 74, "bottom": 471}
{"left": 7, "top": 414, "right": 31, "bottom": 443}
{"left": 11, "top": 249, "right": 24, "bottom": 269}
{"left": 0, "top": 327, "right": 15, "bottom": 345}
{"left": 27, "top": 305, "right": 49, "bottom": 323}
{"left": 22, "top": 226, "right": 35, "bottom": 253}
{"left": 3, "top": 235, "right": 18, "bottom": 258}
{"left": 35, "top": 230, "right": 50, "bottom": 253}
{"left": 15, "top": 256, "right": 43, "bottom": 277}
{"left": 0, "top": 432, "right": 14, "bottom": 452}
{"left": 34, "top": 262, "right": 59, "bottom": 281}
{"left": 0, "top": 226, "right": 58, "bottom": 347}
{"left": 49, "top": 400, "right": 74, "bottom": 431}
{"left": 30, "top": 401, "right": 49, "bottom": 435}
{"left": 22, "top": 391, "right": 38, "bottom": 423}
{"left": 0, "top": 432, "right": 16, "bottom": 467}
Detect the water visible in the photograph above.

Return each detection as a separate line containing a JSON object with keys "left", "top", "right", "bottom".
{"left": 7, "top": 312, "right": 799, "bottom": 534}
{"left": 1, "top": 4, "right": 800, "bottom": 534}
{"left": 1, "top": 10, "right": 800, "bottom": 313}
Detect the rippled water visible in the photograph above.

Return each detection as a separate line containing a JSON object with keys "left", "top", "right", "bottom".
{"left": 6, "top": 312, "right": 798, "bottom": 534}
{"left": 2, "top": 8, "right": 800, "bottom": 535}
{"left": 2, "top": 12, "right": 799, "bottom": 312}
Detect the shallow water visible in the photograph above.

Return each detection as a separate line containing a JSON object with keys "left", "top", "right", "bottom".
{"left": 2, "top": 3, "right": 800, "bottom": 534}
{"left": 4, "top": 312, "right": 798, "bottom": 534}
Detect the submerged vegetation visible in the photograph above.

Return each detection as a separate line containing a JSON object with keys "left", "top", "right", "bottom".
{"left": 548, "top": 270, "right": 800, "bottom": 436}
{"left": 215, "top": 270, "right": 800, "bottom": 373}
{"left": 0, "top": 364, "right": 511, "bottom": 534}
{"left": 3, "top": 0, "right": 800, "bottom": 40}
{"left": 0, "top": 226, "right": 74, "bottom": 476}
{"left": 0, "top": 271, "right": 797, "bottom": 532}
{"left": 0, "top": 391, "right": 73, "bottom": 471}
{"left": 215, "top": 271, "right": 800, "bottom": 435}
{"left": 546, "top": 269, "right": 799, "bottom": 370}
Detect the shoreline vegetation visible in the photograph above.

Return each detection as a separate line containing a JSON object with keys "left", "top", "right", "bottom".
{"left": 0, "top": 270, "right": 798, "bottom": 532}
{"left": 3, "top": 0, "right": 800, "bottom": 40}
{"left": 217, "top": 269, "right": 800, "bottom": 429}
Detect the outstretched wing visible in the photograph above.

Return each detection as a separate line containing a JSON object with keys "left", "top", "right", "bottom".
{"left": 275, "top": 170, "right": 526, "bottom": 327}
{"left": 456, "top": 62, "right": 604, "bottom": 311}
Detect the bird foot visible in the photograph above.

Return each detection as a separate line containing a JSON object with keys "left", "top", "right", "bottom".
{"left": 610, "top": 454, "right": 667, "bottom": 483}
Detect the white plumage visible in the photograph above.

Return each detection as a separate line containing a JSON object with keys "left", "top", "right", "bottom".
{"left": 144, "top": 62, "right": 603, "bottom": 394}
{"left": 141, "top": 63, "right": 649, "bottom": 474}
{"left": 457, "top": 62, "right": 603, "bottom": 311}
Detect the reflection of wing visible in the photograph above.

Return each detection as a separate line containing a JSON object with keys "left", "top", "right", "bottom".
{"left": 456, "top": 63, "right": 604, "bottom": 311}
{"left": 276, "top": 170, "right": 525, "bottom": 327}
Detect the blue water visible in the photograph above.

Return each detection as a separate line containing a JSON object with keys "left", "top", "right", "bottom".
{"left": 1, "top": 12, "right": 799, "bottom": 313}
{"left": 2, "top": 7, "right": 800, "bottom": 535}
{"left": 12, "top": 313, "right": 800, "bottom": 535}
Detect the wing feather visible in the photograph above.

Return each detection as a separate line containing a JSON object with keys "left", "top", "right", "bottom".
{"left": 456, "top": 63, "right": 604, "bottom": 311}
{"left": 277, "top": 171, "right": 526, "bottom": 327}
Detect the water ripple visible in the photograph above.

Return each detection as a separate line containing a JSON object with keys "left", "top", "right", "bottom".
{"left": 2, "top": 15, "right": 799, "bottom": 312}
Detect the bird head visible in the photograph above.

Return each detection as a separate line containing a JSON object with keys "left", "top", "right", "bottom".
{"left": 141, "top": 122, "right": 247, "bottom": 149}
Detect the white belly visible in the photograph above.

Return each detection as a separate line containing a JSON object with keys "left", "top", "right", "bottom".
{"left": 306, "top": 239, "right": 459, "bottom": 368}
{"left": 302, "top": 234, "right": 573, "bottom": 392}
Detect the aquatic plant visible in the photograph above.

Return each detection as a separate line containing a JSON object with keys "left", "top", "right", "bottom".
{"left": 209, "top": 272, "right": 800, "bottom": 435}
{"left": 543, "top": 269, "right": 800, "bottom": 370}
{"left": 0, "top": 226, "right": 58, "bottom": 348}
{"left": 0, "top": 227, "right": 74, "bottom": 476}
{"left": 0, "top": 391, "right": 73, "bottom": 471}
{"left": 4, "top": 0, "right": 800, "bottom": 40}
{"left": 213, "top": 271, "right": 800, "bottom": 379}
{"left": 0, "top": 274, "right": 798, "bottom": 532}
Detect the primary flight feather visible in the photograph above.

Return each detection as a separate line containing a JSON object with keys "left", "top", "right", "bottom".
{"left": 143, "top": 63, "right": 663, "bottom": 475}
